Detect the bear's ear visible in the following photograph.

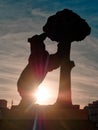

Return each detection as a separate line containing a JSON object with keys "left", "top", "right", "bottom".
{"left": 28, "top": 33, "right": 47, "bottom": 44}
{"left": 28, "top": 35, "right": 39, "bottom": 43}
{"left": 28, "top": 38, "right": 31, "bottom": 43}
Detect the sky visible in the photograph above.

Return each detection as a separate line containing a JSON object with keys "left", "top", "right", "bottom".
{"left": 0, "top": 0, "right": 98, "bottom": 108}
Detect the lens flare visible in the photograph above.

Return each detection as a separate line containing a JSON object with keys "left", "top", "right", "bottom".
{"left": 35, "top": 86, "right": 50, "bottom": 105}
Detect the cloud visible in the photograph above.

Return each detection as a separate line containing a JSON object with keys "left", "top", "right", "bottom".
{"left": 0, "top": 18, "right": 38, "bottom": 36}
{"left": 37, "top": 0, "right": 48, "bottom": 1}
{"left": 70, "top": 36, "right": 98, "bottom": 107}
{"left": 32, "top": 8, "right": 51, "bottom": 18}
{"left": 71, "top": 36, "right": 98, "bottom": 67}
{"left": 0, "top": 0, "right": 32, "bottom": 20}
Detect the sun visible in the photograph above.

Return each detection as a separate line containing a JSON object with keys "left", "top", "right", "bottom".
{"left": 35, "top": 85, "right": 50, "bottom": 105}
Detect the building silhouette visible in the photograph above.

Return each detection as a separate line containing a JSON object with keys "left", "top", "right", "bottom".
{"left": 0, "top": 101, "right": 96, "bottom": 130}
{"left": 84, "top": 100, "right": 98, "bottom": 129}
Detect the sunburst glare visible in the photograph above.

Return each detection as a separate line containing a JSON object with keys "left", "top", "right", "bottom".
{"left": 35, "top": 85, "right": 51, "bottom": 105}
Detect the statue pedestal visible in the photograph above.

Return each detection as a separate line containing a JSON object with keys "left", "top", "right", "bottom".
{"left": 1, "top": 104, "right": 96, "bottom": 130}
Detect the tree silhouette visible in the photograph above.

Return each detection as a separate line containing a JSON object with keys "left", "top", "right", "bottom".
{"left": 43, "top": 9, "right": 91, "bottom": 105}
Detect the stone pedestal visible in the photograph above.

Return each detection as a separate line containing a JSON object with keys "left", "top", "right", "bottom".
{"left": 1, "top": 105, "right": 96, "bottom": 130}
